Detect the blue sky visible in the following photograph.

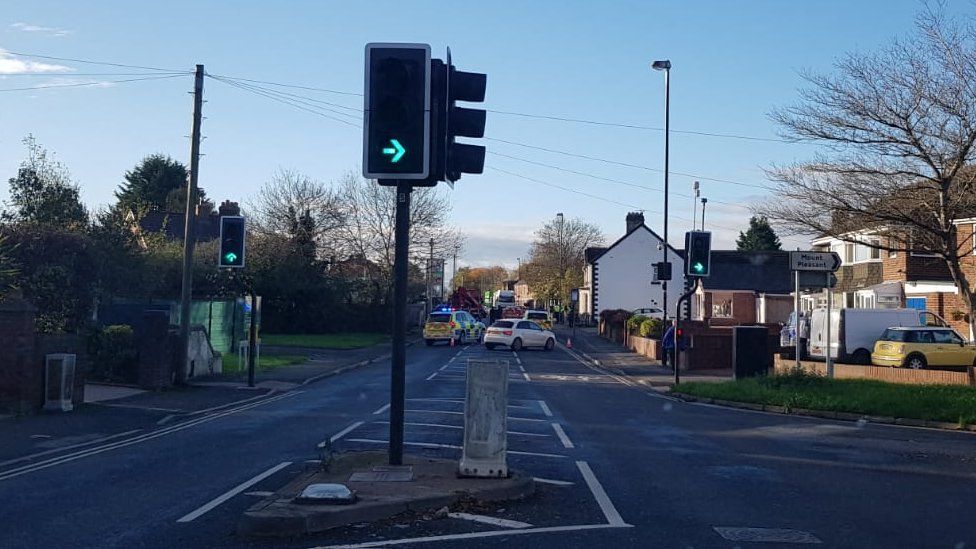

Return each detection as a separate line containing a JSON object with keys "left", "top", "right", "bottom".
{"left": 0, "top": 0, "right": 970, "bottom": 267}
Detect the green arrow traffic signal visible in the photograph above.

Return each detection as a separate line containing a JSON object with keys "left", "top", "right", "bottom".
{"left": 692, "top": 262, "right": 705, "bottom": 274}
{"left": 224, "top": 252, "right": 238, "bottom": 264}
{"left": 382, "top": 139, "right": 406, "bottom": 163}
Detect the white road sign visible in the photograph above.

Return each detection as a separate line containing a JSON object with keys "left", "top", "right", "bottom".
{"left": 790, "top": 251, "right": 841, "bottom": 272}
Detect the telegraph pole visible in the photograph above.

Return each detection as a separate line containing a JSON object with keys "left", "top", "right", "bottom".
{"left": 177, "top": 64, "right": 204, "bottom": 385}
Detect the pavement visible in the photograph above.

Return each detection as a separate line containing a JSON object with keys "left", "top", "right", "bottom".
{"left": 3, "top": 327, "right": 976, "bottom": 548}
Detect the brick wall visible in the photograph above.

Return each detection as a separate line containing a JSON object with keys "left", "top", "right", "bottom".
{"left": 882, "top": 249, "right": 907, "bottom": 282}
{"left": 732, "top": 293, "right": 756, "bottom": 324}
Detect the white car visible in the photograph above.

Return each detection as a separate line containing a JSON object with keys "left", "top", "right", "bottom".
{"left": 483, "top": 320, "right": 556, "bottom": 351}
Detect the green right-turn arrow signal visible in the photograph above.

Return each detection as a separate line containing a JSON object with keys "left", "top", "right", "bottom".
{"left": 382, "top": 139, "right": 406, "bottom": 163}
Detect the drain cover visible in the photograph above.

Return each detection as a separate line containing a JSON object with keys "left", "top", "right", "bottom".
{"left": 294, "top": 483, "right": 357, "bottom": 505}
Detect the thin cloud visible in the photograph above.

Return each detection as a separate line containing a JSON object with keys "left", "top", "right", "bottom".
{"left": 0, "top": 48, "right": 73, "bottom": 74}
{"left": 10, "top": 22, "right": 72, "bottom": 37}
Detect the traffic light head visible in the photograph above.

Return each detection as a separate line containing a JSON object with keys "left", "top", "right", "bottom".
{"left": 219, "top": 216, "right": 246, "bottom": 268}
{"left": 445, "top": 65, "right": 487, "bottom": 182}
{"left": 363, "top": 43, "right": 431, "bottom": 180}
{"left": 684, "top": 231, "right": 711, "bottom": 277}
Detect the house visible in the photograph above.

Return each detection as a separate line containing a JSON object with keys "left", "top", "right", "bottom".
{"left": 126, "top": 200, "right": 240, "bottom": 248}
{"left": 809, "top": 224, "right": 976, "bottom": 338}
{"left": 580, "top": 212, "right": 687, "bottom": 320}
{"left": 693, "top": 251, "right": 793, "bottom": 325}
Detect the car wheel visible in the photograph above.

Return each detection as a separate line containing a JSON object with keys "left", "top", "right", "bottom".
{"left": 425, "top": 339, "right": 433, "bottom": 347}
{"left": 851, "top": 349, "right": 871, "bottom": 365}
{"left": 904, "top": 353, "right": 927, "bottom": 370}
{"left": 544, "top": 338, "right": 555, "bottom": 351}
{"left": 511, "top": 338, "right": 523, "bottom": 351}
{"left": 458, "top": 332, "right": 467, "bottom": 346}
{"left": 485, "top": 343, "right": 496, "bottom": 350}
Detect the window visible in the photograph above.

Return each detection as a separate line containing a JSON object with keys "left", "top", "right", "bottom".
{"left": 712, "top": 298, "right": 732, "bottom": 318}
{"left": 907, "top": 331, "right": 934, "bottom": 344}
{"left": 880, "top": 329, "right": 907, "bottom": 342}
{"left": 516, "top": 321, "right": 533, "bottom": 330}
{"left": 428, "top": 313, "right": 451, "bottom": 323}
{"left": 492, "top": 321, "right": 514, "bottom": 328}
{"left": 870, "top": 239, "right": 881, "bottom": 260}
{"left": 844, "top": 243, "right": 854, "bottom": 263}
{"left": 932, "top": 330, "right": 959, "bottom": 344}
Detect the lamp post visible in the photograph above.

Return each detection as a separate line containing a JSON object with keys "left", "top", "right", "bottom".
{"left": 556, "top": 213, "right": 565, "bottom": 313}
{"left": 652, "top": 59, "right": 671, "bottom": 323}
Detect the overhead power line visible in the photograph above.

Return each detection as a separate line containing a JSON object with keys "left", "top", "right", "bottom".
{"left": 0, "top": 49, "right": 186, "bottom": 73}
{"left": 1, "top": 71, "right": 189, "bottom": 77}
{"left": 0, "top": 73, "right": 188, "bottom": 92}
{"left": 207, "top": 75, "right": 362, "bottom": 129}
{"left": 486, "top": 137, "right": 773, "bottom": 191}
{"left": 204, "top": 73, "right": 364, "bottom": 97}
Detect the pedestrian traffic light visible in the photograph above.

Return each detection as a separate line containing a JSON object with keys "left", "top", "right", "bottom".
{"left": 684, "top": 231, "right": 711, "bottom": 277}
{"left": 363, "top": 43, "right": 431, "bottom": 181}
{"left": 219, "top": 216, "right": 245, "bottom": 268}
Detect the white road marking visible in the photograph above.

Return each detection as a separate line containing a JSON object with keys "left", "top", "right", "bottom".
{"left": 533, "top": 477, "right": 574, "bottom": 486}
{"left": 512, "top": 351, "right": 518, "bottom": 358}
{"left": 372, "top": 403, "right": 391, "bottom": 415}
{"left": 311, "top": 524, "right": 629, "bottom": 548}
{"left": 329, "top": 421, "right": 364, "bottom": 443}
{"left": 448, "top": 512, "right": 532, "bottom": 529}
{"left": 0, "top": 429, "right": 143, "bottom": 469}
{"left": 538, "top": 401, "right": 553, "bottom": 417}
{"left": 576, "top": 461, "right": 628, "bottom": 526}
{"left": 375, "top": 421, "right": 549, "bottom": 437}
{"left": 407, "top": 397, "right": 462, "bottom": 402}
{"left": 515, "top": 357, "right": 522, "bottom": 365}
{"left": 522, "top": 372, "right": 531, "bottom": 382}
{"left": 425, "top": 372, "right": 439, "bottom": 381}
{"left": 244, "top": 491, "right": 274, "bottom": 497}
{"left": 560, "top": 344, "right": 680, "bottom": 402}
{"left": 0, "top": 392, "right": 301, "bottom": 482}
{"left": 346, "top": 439, "right": 565, "bottom": 458}
{"left": 406, "top": 409, "right": 462, "bottom": 415}
{"left": 177, "top": 461, "right": 292, "bottom": 522}
{"left": 551, "top": 422, "right": 575, "bottom": 448}
{"left": 439, "top": 364, "right": 451, "bottom": 371}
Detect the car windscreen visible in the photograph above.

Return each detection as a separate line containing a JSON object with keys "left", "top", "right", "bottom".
{"left": 527, "top": 312, "right": 548, "bottom": 320}
{"left": 428, "top": 314, "right": 452, "bottom": 323}
{"left": 492, "top": 321, "right": 514, "bottom": 328}
{"left": 879, "top": 329, "right": 908, "bottom": 342}
{"left": 497, "top": 296, "right": 515, "bottom": 303}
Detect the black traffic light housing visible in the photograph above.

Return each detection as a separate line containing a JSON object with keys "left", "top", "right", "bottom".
{"left": 684, "top": 231, "right": 711, "bottom": 277}
{"left": 363, "top": 43, "right": 431, "bottom": 181}
{"left": 219, "top": 216, "right": 246, "bottom": 268}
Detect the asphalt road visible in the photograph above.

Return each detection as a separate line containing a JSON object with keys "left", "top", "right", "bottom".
{"left": 3, "top": 338, "right": 976, "bottom": 548}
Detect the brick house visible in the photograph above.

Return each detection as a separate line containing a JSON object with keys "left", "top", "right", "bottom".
{"left": 809, "top": 228, "right": 973, "bottom": 338}
{"left": 693, "top": 251, "right": 794, "bottom": 325}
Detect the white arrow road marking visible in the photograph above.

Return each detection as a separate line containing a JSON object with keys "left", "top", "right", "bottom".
{"left": 177, "top": 461, "right": 292, "bottom": 522}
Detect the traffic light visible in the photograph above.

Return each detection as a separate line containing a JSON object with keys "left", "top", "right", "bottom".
{"left": 363, "top": 43, "right": 431, "bottom": 181}
{"left": 423, "top": 50, "right": 486, "bottom": 185}
{"left": 654, "top": 261, "right": 672, "bottom": 282}
{"left": 219, "top": 216, "right": 245, "bottom": 268}
{"left": 684, "top": 231, "right": 711, "bottom": 277}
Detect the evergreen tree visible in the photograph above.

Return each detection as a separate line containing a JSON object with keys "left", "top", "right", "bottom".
{"left": 736, "top": 216, "right": 782, "bottom": 251}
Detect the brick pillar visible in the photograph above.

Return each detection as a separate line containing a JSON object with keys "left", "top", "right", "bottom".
{"left": 0, "top": 297, "right": 39, "bottom": 415}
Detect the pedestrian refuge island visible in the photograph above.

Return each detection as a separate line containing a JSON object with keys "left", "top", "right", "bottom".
{"left": 459, "top": 359, "right": 509, "bottom": 478}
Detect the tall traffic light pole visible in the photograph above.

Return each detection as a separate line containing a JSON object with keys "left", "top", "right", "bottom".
{"left": 178, "top": 64, "right": 204, "bottom": 385}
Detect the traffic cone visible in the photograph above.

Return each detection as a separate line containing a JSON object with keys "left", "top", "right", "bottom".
{"left": 566, "top": 337, "right": 573, "bottom": 349}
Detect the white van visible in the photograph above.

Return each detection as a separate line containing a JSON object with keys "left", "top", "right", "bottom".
{"left": 808, "top": 308, "right": 923, "bottom": 364}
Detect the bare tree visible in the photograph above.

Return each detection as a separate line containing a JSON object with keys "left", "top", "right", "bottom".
{"left": 333, "top": 172, "right": 459, "bottom": 301}
{"left": 524, "top": 216, "right": 604, "bottom": 304}
{"left": 759, "top": 5, "right": 976, "bottom": 335}
{"left": 247, "top": 169, "right": 344, "bottom": 256}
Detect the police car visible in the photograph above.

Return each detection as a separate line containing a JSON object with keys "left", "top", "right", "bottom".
{"left": 423, "top": 308, "right": 485, "bottom": 346}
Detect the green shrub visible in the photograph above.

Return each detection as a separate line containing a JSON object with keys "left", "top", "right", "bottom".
{"left": 638, "top": 318, "right": 665, "bottom": 338}
{"left": 626, "top": 315, "right": 648, "bottom": 334}
{"left": 88, "top": 324, "right": 138, "bottom": 382}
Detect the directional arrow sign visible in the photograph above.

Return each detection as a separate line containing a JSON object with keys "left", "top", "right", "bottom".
{"left": 790, "top": 251, "right": 841, "bottom": 272}
{"left": 382, "top": 139, "right": 406, "bottom": 163}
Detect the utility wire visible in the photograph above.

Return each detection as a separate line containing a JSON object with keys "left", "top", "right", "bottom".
{"left": 486, "top": 136, "right": 773, "bottom": 191}
{"left": 1, "top": 71, "right": 190, "bottom": 77}
{"left": 0, "top": 73, "right": 188, "bottom": 92}
{"left": 488, "top": 150, "right": 752, "bottom": 210}
{"left": 1, "top": 49, "right": 186, "bottom": 73}
{"left": 207, "top": 75, "right": 361, "bottom": 129}
{"left": 204, "top": 73, "right": 364, "bottom": 97}
{"left": 208, "top": 75, "right": 361, "bottom": 118}
{"left": 489, "top": 166, "right": 741, "bottom": 233}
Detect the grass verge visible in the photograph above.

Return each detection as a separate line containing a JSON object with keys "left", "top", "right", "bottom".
{"left": 222, "top": 354, "right": 306, "bottom": 374}
{"left": 261, "top": 333, "right": 388, "bottom": 349}
{"left": 675, "top": 370, "right": 976, "bottom": 426}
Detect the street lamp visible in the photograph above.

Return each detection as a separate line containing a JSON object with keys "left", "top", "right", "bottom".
{"left": 651, "top": 59, "right": 671, "bottom": 325}
{"left": 556, "top": 213, "right": 565, "bottom": 311}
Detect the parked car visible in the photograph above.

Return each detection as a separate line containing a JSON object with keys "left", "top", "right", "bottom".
{"left": 632, "top": 307, "right": 665, "bottom": 319}
{"left": 808, "top": 308, "right": 922, "bottom": 364}
{"left": 523, "top": 310, "right": 553, "bottom": 330}
{"left": 872, "top": 327, "right": 976, "bottom": 369}
{"left": 484, "top": 319, "right": 555, "bottom": 351}
{"left": 423, "top": 308, "right": 484, "bottom": 346}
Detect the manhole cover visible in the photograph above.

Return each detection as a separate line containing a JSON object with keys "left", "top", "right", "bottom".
{"left": 713, "top": 527, "right": 821, "bottom": 544}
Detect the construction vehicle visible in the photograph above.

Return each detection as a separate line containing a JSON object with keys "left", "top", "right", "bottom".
{"left": 448, "top": 287, "right": 487, "bottom": 320}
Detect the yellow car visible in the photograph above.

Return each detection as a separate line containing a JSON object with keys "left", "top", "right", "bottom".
{"left": 523, "top": 310, "right": 553, "bottom": 330}
{"left": 871, "top": 327, "right": 976, "bottom": 369}
{"left": 424, "top": 308, "right": 485, "bottom": 346}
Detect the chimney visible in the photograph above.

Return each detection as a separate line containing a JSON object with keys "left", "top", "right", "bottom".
{"left": 626, "top": 211, "right": 645, "bottom": 233}
{"left": 218, "top": 200, "right": 241, "bottom": 217}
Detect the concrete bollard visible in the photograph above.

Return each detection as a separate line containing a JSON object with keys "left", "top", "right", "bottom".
{"left": 459, "top": 359, "right": 509, "bottom": 478}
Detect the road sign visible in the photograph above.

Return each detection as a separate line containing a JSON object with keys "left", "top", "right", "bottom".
{"left": 790, "top": 251, "right": 841, "bottom": 272}
{"left": 798, "top": 271, "right": 837, "bottom": 290}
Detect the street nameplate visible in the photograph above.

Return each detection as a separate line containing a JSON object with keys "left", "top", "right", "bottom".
{"left": 790, "top": 251, "right": 841, "bottom": 272}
